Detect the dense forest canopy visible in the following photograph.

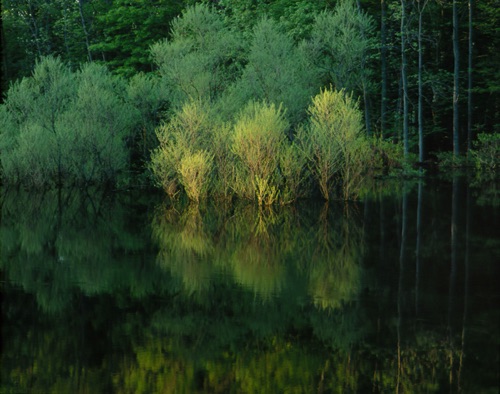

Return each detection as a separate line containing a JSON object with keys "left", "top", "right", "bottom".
{"left": 1, "top": 0, "right": 498, "bottom": 195}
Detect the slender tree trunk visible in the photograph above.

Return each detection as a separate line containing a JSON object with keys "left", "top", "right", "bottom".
{"left": 453, "top": 0, "right": 460, "bottom": 156}
{"left": 381, "top": 0, "right": 388, "bottom": 137}
{"left": 401, "top": 0, "right": 409, "bottom": 157}
{"left": 467, "top": 0, "right": 474, "bottom": 152}
{"left": 26, "top": 0, "right": 43, "bottom": 57}
{"left": 417, "top": 1, "right": 429, "bottom": 163}
{"left": 78, "top": 0, "right": 93, "bottom": 62}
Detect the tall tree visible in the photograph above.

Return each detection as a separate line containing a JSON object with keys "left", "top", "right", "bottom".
{"left": 91, "top": 0, "right": 187, "bottom": 77}
{"left": 380, "top": 0, "right": 388, "bottom": 137}
{"left": 452, "top": 0, "right": 460, "bottom": 156}
{"left": 416, "top": 0, "right": 430, "bottom": 163}
{"left": 401, "top": 0, "right": 410, "bottom": 157}
{"left": 467, "top": 0, "right": 473, "bottom": 152}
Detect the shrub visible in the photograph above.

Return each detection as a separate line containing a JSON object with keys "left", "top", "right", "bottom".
{"left": 178, "top": 150, "right": 214, "bottom": 203}
{"left": 470, "top": 133, "right": 500, "bottom": 171}
{"left": 298, "top": 88, "right": 366, "bottom": 200}
{"left": 150, "top": 3, "right": 243, "bottom": 108}
{"left": 150, "top": 100, "right": 214, "bottom": 201}
{"left": 231, "top": 101, "right": 289, "bottom": 205}
{"left": 0, "top": 57, "right": 137, "bottom": 187}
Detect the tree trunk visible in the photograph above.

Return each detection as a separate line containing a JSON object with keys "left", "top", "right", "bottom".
{"left": 417, "top": 1, "right": 429, "bottom": 163}
{"left": 381, "top": 0, "right": 388, "bottom": 137}
{"left": 401, "top": 0, "right": 409, "bottom": 158}
{"left": 453, "top": 0, "right": 460, "bottom": 156}
{"left": 467, "top": 0, "right": 474, "bottom": 152}
{"left": 78, "top": 0, "right": 93, "bottom": 62}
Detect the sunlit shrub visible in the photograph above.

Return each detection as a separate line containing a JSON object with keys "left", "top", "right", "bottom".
{"left": 231, "top": 101, "right": 289, "bottom": 205}
{"left": 150, "top": 100, "right": 214, "bottom": 201}
{"left": 298, "top": 88, "right": 366, "bottom": 200}
{"left": 178, "top": 150, "right": 214, "bottom": 203}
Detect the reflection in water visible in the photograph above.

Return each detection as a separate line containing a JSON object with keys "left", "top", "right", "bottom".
{"left": 151, "top": 201, "right": 364, "bottom": 306}
{"left": 1, "top": 178, "right": 499, "bottom": 393}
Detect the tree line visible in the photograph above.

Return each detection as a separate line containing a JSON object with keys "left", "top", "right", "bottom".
{"left": 1, "top": 1, "right": 498, "bottom": 197}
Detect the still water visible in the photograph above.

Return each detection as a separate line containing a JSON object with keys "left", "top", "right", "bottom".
{"left": 1, "top": 177, "right": 498, "bottom": 393}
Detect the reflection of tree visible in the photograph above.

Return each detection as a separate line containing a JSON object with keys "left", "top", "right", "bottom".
{"left": 2, "top": 183, "right": 498, "bottom": 393}
{"left": 152, "top": 203, "right": 215, "bottom": 296}
{"left": 228, "top": 206, "right": 285, "bottom": 301}
{"left": 0, "top": 188, "right": 158, "bottom": 312}
{"left": 308, "top": 203, "right": 364, "bottom": 310}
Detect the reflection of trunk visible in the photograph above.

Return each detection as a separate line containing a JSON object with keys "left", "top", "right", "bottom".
{"left": 397, "top": 186, "right": 408, "bottom": 393}
{"left": 448, "top": 175, "right": 459, "bottom": 387}
{"left": 415, "top": 179, "right": 422, "bottom": 315}
{"left": 458, "top": 184, "right": 470, "bottom": 390}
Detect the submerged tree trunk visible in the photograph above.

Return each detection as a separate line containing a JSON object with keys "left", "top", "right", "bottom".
{"left": 453, "top": 0, "right": 460, "bottom": 156}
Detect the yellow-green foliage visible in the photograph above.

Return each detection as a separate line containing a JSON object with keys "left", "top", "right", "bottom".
{"left": 298, "top": 88, "right": 367, "bottom": 200}
{"left": 178, "top": 150, "right": 214, "bottom": 203}
{"left": 231, "top": 101, "right": 289, "bottom": 205}
{"left": 150, "top": 100, "right": 213, "bottom": 200}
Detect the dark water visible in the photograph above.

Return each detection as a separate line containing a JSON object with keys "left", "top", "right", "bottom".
{"left": 1, "top": 177, "right": 499, "bottom": 393}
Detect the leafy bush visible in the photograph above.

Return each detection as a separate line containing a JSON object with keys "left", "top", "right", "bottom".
{"left": 0, "top": 56, "right": 136, "bottom": 187}
{"left": 231, "top": 101, "right": 289, "bottom": 205}
{"left": 230, "top": 17, "right": 319, "bottom": 127}
{"left": 298, "top": 88, "right": 367, "bottom": 200}
{"left": 150, "top": 100, "right": 214, "bottom": 201}
{"left": 470, "top": 133, "right": 500, "bottom": 170}
{"left": 178, "top": 151, "right": 214, "bottom": 203}
{"left": 150, "top": 3, "right": 243, "bottom": 108}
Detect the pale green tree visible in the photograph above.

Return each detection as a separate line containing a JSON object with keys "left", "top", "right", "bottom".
{"left": 150, "top": 3, "right": 244, "bottom": 109}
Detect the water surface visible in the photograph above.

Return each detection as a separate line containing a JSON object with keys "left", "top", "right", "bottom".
{"left": 1, "top": 177, "right": 498, "bottom": 393}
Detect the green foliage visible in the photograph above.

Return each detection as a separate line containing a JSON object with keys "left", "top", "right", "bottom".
{"left": 231, "top": 17, "right": 319, "bottom": 126}
{"left": 298, "top": 88, "right": 367, "bottom": 200}
{"left": 150, "top": 3, "right": 243, "bottom": 108}
{"left": 309, "top": 0, "right": 376, "bottom": 95}
{"left": 0, "top": 56, "right": 136, "bottom": 186}
{"left": 90, "top": 0, "right": 187, "bottom": 77}
{"left": 364, "top": 137, "right": 406, "bottom": 175}
{"left": 470, "top": 133, "right": 500, "bottom": 171}
{"left": 127, "top": 73, "right": 168, "bottom": 163}
{"left": 178, "top": 150, "right": 214, "bottom": 203}
{"left": 231, "top": 101, "right": 289, "bottom": 205}
{"left": 434, "top": 151, "right": 469, "bottom": 169}
{"left": 149, "top": 100, "right": 214, "bottom": 201}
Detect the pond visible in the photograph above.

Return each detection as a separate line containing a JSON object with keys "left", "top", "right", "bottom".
{"left": 1, "top": 176, "right": 498, "bottom": 393}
